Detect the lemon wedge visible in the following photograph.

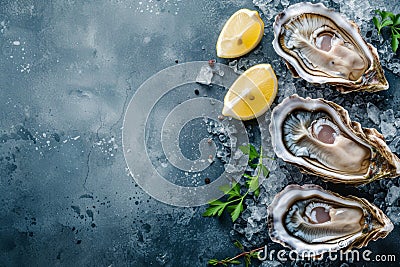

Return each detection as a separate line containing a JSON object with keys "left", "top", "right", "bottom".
{"left": 216, "top": 9, "right": 264, "bottom": 58}
{"left": 222, "top": 64, "right": 278, "bottom": 120}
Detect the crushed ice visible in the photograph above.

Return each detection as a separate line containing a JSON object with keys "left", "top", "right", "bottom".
{"left": 196, "top": 62, "right": 225, "bottom": 85}
{"left": 219, "top": 0, "right": 400, "bottom": 259}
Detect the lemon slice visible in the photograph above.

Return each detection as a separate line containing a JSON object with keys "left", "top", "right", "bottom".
{"left": 216, "top": 9, "right": 264, "bottom": 58}
{"left": 222, "top": 64, "right": 278, "bottom": 120}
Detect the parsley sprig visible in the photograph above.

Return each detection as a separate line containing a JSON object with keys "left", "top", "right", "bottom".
{"left": 373, "top": 10, "right": 400, "bottom": 52}
{"left": 202, "top": 144, "right": 269, "bottom": 222}
{"left": 208, "top": 240, "right": 264, "bottom": 266}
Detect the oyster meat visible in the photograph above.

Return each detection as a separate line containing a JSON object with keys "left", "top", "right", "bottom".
{"left": 272, "top": 2, "right": 388, "bottom": 93}
{"left": 269, "top": 94, "right": 400, "bottom": 185}
{"left": 268, "top": 184, "right": 393, "bottom": 256}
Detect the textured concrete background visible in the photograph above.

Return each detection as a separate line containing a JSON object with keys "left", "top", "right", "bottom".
{"left": 0, "top": 0, "right": 399, "bottom": 266}
{"left": 0, "top": 1, "right": 244, "bottom": 266}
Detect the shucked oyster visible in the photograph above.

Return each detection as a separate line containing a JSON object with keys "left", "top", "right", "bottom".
{"left": 268, "top": 184, "right": 393, "bottom": 256}
{"left": 269, "top": 95, "right": 400, "bottom": 185}
{"left": 272, "top": 2, "right": 388, "bottom": 93}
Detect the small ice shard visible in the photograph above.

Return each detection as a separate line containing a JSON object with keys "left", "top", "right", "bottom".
{"left": 380, "top": 109, "right": 396, "bottom": 141}
{"left": 367, "top": 102, "right": 381, "bottom": 125}
{"left": 196, "top": 61, "right": 225, "bottom": 85}
{"left": 196, "top": 65, "right": 213, "bottom": 85}
{"left": 395, "top": 118, "right": 400, "bottom": 128}
{"left": 213, "top": 64, "right": 224, "bottom": 77}
{"left": 224, "top": 163, "right": 239, "bottom": 173}
{"left": 229, "top": 135, "right": 237, "bottom": 147}
{"left": 389, "top": 136, "right": 400, "bottom": 153}
{"left": 281, "top": 0, "right": 289, "bottom": 7}
{"left": 216, "top": 150, "right": 229, "bottom": 163}
{"left": 233, "top": 149, "right": 244, "bottom": 159}
{"left": 386, "top": 186, "right": 400, "bottom": 205}
{"left": 250, "top": 205, "right": 267, "bottom": 221}
{"left": 12, "top": 40, "right": 20, "bottom": 46}
{"left": 228, "top": 59, "right": 239, "bottom": 73}
{"left": 388, "top": 62, "right": 400, "bottom": 75}
{"left": 282, "top": 83, "right": 296, "bottom": 98}
{"left": 386, "top": 207, "right": 400, "bottom": 225}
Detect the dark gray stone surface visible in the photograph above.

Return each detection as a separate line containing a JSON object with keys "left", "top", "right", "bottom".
{"left": 0, "top": 0, "right": 399, "bottom": 266}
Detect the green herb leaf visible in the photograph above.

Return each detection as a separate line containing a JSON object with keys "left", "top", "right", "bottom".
{"left": 207, "top": 243, "right": 265, "bottom": 266}
{"left": 204, "top": 144, "right": 269, "bottom": 222}
{"left": 245, "top": 255, "right": 251, "bottom": 267}
{"left": 373, "top": 10, "right": 400, "bottom": 53}
{"left": 238, "top": 144, "right": 250, "bottom": 155}
{"left": 226, "top": 183, "right": 242, "bottom": 201}
{"left": 219, "top": 184, "right": 233, "bottom": 194}
{"left": 254, "top": 188, "right": 260, "bottom": 197}
{"left": 208, "top": 199, "right": 225, "bottom": 206}
{"left": 249, "top": 162, "right": 258, "bottom": 169}
{"left": 373, "top": 16, "right": 380, "bottom": 31}
{"left": 202, "top": 206, "right": 219, "bottom": 217}
{"left": 208, "top": 259, "right": 219, "bottom": 265}
{"left": 239, "top": 144, "right": 259, "bottom": 161}
{"left": 381, "top": 19, "right": 393, "bottom": 28}
{"left": 248, "top": 175, "right": 259, "bottom": 193}
{"left": 249, "top": 251, "right": 260, "bottom": 258}
{"left": 261, "top": 164, "right": 269, "bottom": 177}
{"left": 233, "top": 240, "right": 244, "bottom": 250}
{"left": 248, "top": 145, "right": 259, "bottom": 161}
{"left": 230, "top": 200, "right": 243, "bottom": 222}
{"left": 392, "top": 36, "right": 399, "bottom": 52}
{"left": 202, "top": 200, "right": 228, "bottom": 217}
{"left": 393, "top": 14, "right": 400, "bottom": 26}
{"left": 226, "top": 205, "right": 236, "bottom": 213}
{"left": 380, "top": 10, "right": 393, "bottom": 20}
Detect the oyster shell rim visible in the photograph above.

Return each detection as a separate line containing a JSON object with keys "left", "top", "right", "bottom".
{"left": 267, "top": 184, "right": 394, "bottom": 256}
{"left": 269, "top": 94, "right": 400, "bottom": 185}
{"left": 272, "top": 2, "right": 388, "bottom": 93}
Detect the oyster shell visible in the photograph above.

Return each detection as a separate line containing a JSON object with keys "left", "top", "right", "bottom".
{"left": 268, "top": 184, "right": 393, "bottom": 256}
{"left": 269, "top": 94, "right": 400, "bottom": 185}
{"left": 272, "top": 2, "right": 388, "bottom": 93}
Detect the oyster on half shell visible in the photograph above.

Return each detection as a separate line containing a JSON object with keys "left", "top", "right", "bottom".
{"left": 268, "top": 184, "right": 393, "bottom": 256}
{"left": 272, "top": 2, "right": 388, "bottom": 93}
{"left": 269, "top": 95, "right": 400, "bottom": 185}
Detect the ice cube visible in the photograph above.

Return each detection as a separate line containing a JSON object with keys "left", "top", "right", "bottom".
{"left": 233, "top": 149, "right": 244, "bottom": 160}
{"left": 196, "top": 65, "right": 213, "bottom": 85}
{"left": 224, "top": 163, "right": 239, "bottom": 173}
{"left": 367, "top": 102, "right": 381, "bottom": 125}
{"left": 386, "top": 186, "right": 400, "bottom": 206}
{"left": 389, "top": 136, "right": 400, "bottom": 154}
{"left": 280, "top": 0, "right": 289, "bottom": 7}
{"left": 380, "top": 109, "right": 396, "bottom": 141}
{"left": 250, "top": 206, "right": 268, "bottom": 221}
{"left": 386, "top": 207, "right": 400, "bottom": 225}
